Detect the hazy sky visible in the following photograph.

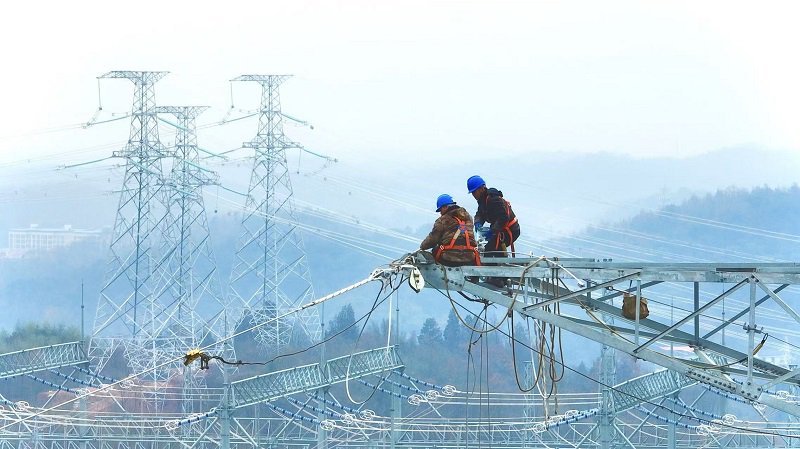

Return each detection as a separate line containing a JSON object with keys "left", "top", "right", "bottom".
{"left": 2, "top": 0, "right": 800, "bottom": 166}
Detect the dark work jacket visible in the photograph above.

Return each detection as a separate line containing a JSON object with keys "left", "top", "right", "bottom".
{"left": 475, "top": 188, "right": 518, "bottom": 233}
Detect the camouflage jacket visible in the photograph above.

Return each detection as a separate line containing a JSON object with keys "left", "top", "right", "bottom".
{"left": 420, "top": 206, "right": 478, "bottom": 265}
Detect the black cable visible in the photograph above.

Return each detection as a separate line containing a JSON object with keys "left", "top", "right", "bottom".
{"left": 344, "top": 276, "right": 405, "bottom": 405}
{"left": 445, "top": 294, "right": 800, "bottom": 439}
{"left": 459, "top": 291, "right": 489, "bottom": 305}
{"left": 464, "top": 304, "right": 483, "bottom": 447}
{"left": 266, "top": 280, "right": 392, "bottom": 365}
{"left": 189, "top": 278, "right": 395, "bottom": 371}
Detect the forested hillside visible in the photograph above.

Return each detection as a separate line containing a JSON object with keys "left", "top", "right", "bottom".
{"left": 553, "top": 185, "right": 800, "bottom": 262}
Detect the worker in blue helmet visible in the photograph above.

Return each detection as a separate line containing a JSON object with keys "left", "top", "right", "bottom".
{"left": 419, "top": 194, "right": 481, "bottom": 267}
{"left": 467, "top": 175, "right": 520, "bottom": 284}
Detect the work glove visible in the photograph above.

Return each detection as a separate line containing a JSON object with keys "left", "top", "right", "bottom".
{"left": 474, "top": 221, "right": 484, "bottom": 233}
{"left": 483, "top": 228, "right": 494, "bottom": 241}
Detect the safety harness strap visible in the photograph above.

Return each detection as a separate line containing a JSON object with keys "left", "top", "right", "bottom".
{"left": 434, "top": 217, "right": 481, "bottom": 266}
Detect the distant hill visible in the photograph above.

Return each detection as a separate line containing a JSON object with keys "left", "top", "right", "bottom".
{"left": 550, "top": 185, "right": 800, "bottom": 262}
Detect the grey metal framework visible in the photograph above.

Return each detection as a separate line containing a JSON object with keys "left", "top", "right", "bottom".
{"left": 231, "top": 346, "right": 403, "bottom": 408}
{"left": 89, "top": 71, "right": 173, "bottom": 384}
{"left": 0, "top": 345, "right": 406, "bottom": 449}
{"left": 611, "top": 369, "right": 697, "bottom": 413}
{"left": 404, "top": 255, "right": 800, "bottom": 446}
{"left": 228, "top": 74, "right": 321, "bottom": 351}
{"left": 0, "top": 334, "right": 797, "bottom": 448}
{"left": 0, "top": 342, "right": 87, "bottom": 379}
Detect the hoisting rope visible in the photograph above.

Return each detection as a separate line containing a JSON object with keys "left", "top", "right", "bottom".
{"left": 181, "top": 266, "right": 398, "bottom": 371}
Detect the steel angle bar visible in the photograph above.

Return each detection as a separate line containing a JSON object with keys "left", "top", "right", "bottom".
{"left": 460, "top": 262, "right": 800, "bottom": 284}
{"left": 231, "top": 346, "right": 402, "bottom": 408}
{"left": 755, "top": 279, "right": 800, "bottom": 326}
{"left": 0, "top": 342, "right": 88, "bottom": 379}
{"left": 761, "top": 365, "right": 800, "bottom": 391}
{"left": 633, "top": 278, "right": 749, "bottom": 353}
{"left": 562, "top": 317, "right": 694, "bottom": 346}
{"left": 522, "top": 272, "right": 641, "bottom": 310}
{"left": 597, "top": 281, "right": 662, "bottom": 302}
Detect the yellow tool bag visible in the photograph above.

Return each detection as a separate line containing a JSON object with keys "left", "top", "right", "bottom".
{"left": 622, "top": 292, "right": 649, "bottom": 320}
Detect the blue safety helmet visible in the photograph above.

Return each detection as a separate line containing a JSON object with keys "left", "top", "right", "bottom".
{"left": 436, "top": 194, "right": 456, "bottom": 212}
{"left": 467, "top": 175, "right": 486, "bottom": 193}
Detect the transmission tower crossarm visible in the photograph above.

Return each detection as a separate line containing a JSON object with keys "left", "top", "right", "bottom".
{"left": 409, "top": 260, "right": 800, "bottom": 417}
{"left": 231, "top": 346, "right": 403, "bottom": 409}
{"left": 100, "top": 71, "right": 169, "bottom": 82}
{"left": 531, "top": 277, "right": 794, "bottom": 379}
{"left": 232, "top": 74, "right": 292, "bottom": 83}
{"left": 0, "top": 342, "right": 88, "bottom": 379}
{"left": 154, "top": 106, "right": 210, "bottom": 116}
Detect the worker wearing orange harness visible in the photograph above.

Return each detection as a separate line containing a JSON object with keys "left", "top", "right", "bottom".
{"left": 467, "top": 175, "right": 520, "bottom": 259}
{"left": 419, "top": 194, "right": 481, "bottom": 267}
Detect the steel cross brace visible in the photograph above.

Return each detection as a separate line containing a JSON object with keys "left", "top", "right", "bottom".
{"left": 633, "top": 278, "right": 749, "bottom": 353}
{"left": 0, "top": 342, "right": 88, "bottom": 379}
{"left": 523, "top": 272, "right": 642, "bottom": 310}
{"left": 510, "top": 275, "right": 795, "bottom": 381}
{"left": 416, "top": 263, "right": 800, "bottom": 417}
{"left": 231, "top": 346, "right": 402, "bottom": 408}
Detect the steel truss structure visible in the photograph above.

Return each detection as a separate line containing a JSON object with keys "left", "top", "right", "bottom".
{"left": 1, "top": 320, "right": 799, "bottom": 448}
{"left": 89, "top": 71, "right": 175, "bottom": 384}
{"left": 404, "top": 255, "right": 800, "bottom": 447}
{"left": 228, "top": 74, "right": 321, "bottom": 351}
{"left": 89, "top": 74, "right": 241, "bottom": 414}
{"left": 151, "top": 105, "right": 234, "bottom": 368}
{"left": 0, "top": 342, "right": 87, "bottom": 379}
{"left": 3, "top": 257, "right": 800, "bottom": 448}
{"left": 0, "top": 345, "right": 404, "bottom": 449}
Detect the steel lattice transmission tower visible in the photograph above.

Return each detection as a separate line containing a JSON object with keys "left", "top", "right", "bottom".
{"left": 153, "top": 106, "right": 235, "bottom": 382}
{"left": 89, "top": 71, "right": 177, "bottom": 387}
{"left": 229, "top": 75, "right": 322, "bottom": 351}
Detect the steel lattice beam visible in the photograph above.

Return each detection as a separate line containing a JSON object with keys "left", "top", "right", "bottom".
{"left": 611, "top": 369, "right": 696, "bottom": 413}
{"left": 458, "top": 258, "right": 800, "bottom": 284}
{"left": 231, "top": 346, "right": 403, "bottom": 408}
{"left": 0, "top": 342, "right": 87, "bottom": 379}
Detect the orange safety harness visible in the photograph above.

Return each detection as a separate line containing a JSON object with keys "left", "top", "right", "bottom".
{"left": 434, "top": 218, "right": 481, "bottom": 266}
{"left": 485, "top": 196, "right": 518, "bottom": 258}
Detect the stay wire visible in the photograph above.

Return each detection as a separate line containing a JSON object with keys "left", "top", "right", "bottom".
{"left": 446, "top": 295, "right": 800, "bottom": 439}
